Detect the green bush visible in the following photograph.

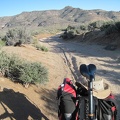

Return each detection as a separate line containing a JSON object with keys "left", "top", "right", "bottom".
{"left": 32, "top": 38, "right": 39, "bottom": 45}
{"left": 115, "top": 21, "right": 120, "bottom": 31}
{"left": 34, "top": 44, "right": 48, "bottom": 52}
{"left": 89, "top": 21, "right": 104, "bottom": 30}
{"left": 0, "top": 51, "right": 48, "bottom": 85}
{"left": 80, "top": 25, "right": 87, "bottom": 31}
{"left": 0, "top": 51, "right": 10, "bottom": 75}
{"left": 19, "top": 62, "right": 48, "bottom": 84}
{"left": 105, "top": 24, "right": 117, "bottom": 35}
{"left": 40, "top": 46, "right": 48, "bottom": 52}
{"left": 99, "top": 21, "right": 120, "bottom": 34}
{"left": 66, "top": 25, "right": 75, "bottom": 31}
{"left": 0, "top": 40, "right": 6, "bottom": 47}
{"left": 100, "top": 21, "right": 114, "bottom": 31}
{"left": 75, "top": 29, "right": 81, "bottom": 34}
{"left": 2, "top": 28, "right": 33, "bottom": 46}
{"left": 67, "top": 30, "right": 76, "bottom": 39}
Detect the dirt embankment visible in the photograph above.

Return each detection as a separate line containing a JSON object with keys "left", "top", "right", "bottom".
{"left": 0, "top": 33, "right": 120, "bottom": 120}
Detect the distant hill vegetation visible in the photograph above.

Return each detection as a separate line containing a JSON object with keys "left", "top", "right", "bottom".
{"left": 0, "top": 6, "right": 120, "bottom": 48}
{"left": 0, "top": 6, "right": 120, "bottom": 32}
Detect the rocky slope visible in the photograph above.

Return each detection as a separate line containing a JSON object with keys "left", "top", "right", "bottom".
{"left": 0, "top": 6, "right": 120, "bottom": 31}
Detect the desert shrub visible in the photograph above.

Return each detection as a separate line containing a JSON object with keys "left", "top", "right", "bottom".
{"left": 40, "top": 46, "right": 48, "bottom": 52}
{"left": 100, "top": 21, "right": 114, "bottom": 31}
{"left": 2, "top": 28, "right": 33, "bottom": 46}
{"left": 89, "top": 21, "right": 104, "bottom": 30}
{"left": 6, "top": 55, "right": 24, "bottom": 80}
{"left": 99, "top": 21, "right": 120, "bottom": 34}
{"left": 0, "top": 51, "right": 48, "bottom": 85}
{"left": 115, "top": 21, "right": 120, "bottom": 31}
{"left": 60, "top": 32, "right": 68, "bottom": 39}
{"left": 0, "top": 40, "right": 6, "bottom": 47}
{"left": 34, "top": 44, "right": 48, "bottom": 52}
{"left": 19, "top": 62, "right": 48, "bottom": 84}
{"left": 80, "top": 25, "right": 87, "bottom": 30}
{"left": 32, "top": 38, "right": 39, "bottom": 45}
{"left": 100, "top": 21, "right": 120, "bottom": 35}
{"left": 0, "top": 51, "right": 10, "bottom": 75}
{"left": 31, "top": 31, "right": 40, "bottom": 37}
{"left": 67, "top": 30, "right": 76, "bottom": 39}
{"left": 60, "top": 25, "right": 76, "bottom": 39}
{"left": 105, "top": 24, "right": 118, "bottom": 35}
{"left": 66, "top": 25, "right": 75, "bottom": 31}
{"left": 75, "top": 29, "right": 81, "bottom": 34}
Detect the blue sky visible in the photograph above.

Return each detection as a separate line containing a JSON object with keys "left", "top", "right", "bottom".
{"left": 0, "top": 0, "right": 120, "bottom": 17}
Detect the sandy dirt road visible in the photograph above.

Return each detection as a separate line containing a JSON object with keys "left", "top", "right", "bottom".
{"left": 0, "top": 34, "right": 120, "bottom": 120}
{"left": 39, "top": 34, "right": 120, "bottom": 119}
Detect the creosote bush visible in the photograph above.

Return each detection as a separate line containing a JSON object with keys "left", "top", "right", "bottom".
{"left": 0, "top": 51, "right": 48, "bottom": 85}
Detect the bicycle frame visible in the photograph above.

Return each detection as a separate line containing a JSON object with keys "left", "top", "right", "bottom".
{"left": 76, "top": 64, "right": 96, "bottom": 120}
{"left": 88, "top": 75, "right": 94, "bottom": 120}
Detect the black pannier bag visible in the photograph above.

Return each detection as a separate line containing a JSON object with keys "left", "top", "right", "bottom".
{"left": 76, "top": 82, "right": 117, "bottom": 120}
{"left": 57, "top": 78, "right": 117, "bottom": 120}
{"left": 57, "top": 78, "right": 78, "bottom": 120}
{"left": 76, "top": 92, "right": 117, "bottom": 120}
{"left": 96, "top": 93, "right": 117, "bottom": 120}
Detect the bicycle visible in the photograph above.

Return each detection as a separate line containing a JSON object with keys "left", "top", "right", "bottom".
{"left": 75, "top": 64, "right": 117, "bottom": 120}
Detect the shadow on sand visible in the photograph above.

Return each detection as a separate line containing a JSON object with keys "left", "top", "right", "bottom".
{"left": 36, "top": 88, "right": 58, "bottom": 120}
{"left": 0, "top": 89, "right": 49, "bottom": 120}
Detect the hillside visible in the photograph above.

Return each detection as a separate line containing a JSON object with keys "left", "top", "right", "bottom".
{"left": 0, "top": 34, "right": 120, "bottom": 119}
{"left": 0, "top": 6, "right": 120, "bottom": 32}
{"left": 75, "top": 31, "right": 120, "bottom": 48}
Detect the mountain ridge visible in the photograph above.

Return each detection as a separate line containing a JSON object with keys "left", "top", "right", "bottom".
{"left": 0, "top": 6, "right": 120, "bottom": 31}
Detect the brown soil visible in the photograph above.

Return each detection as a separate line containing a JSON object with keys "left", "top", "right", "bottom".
{"left": 0, "top": 34, "right": 120, "bottom": 120}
